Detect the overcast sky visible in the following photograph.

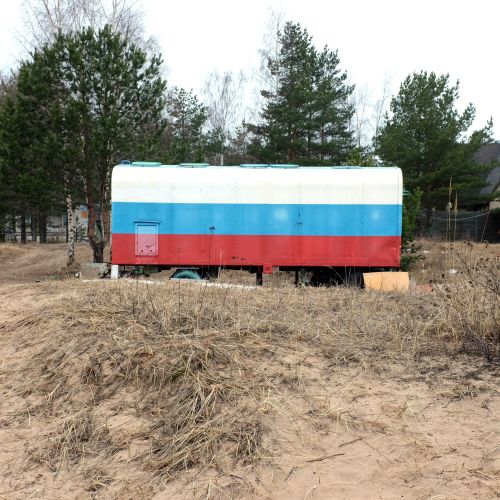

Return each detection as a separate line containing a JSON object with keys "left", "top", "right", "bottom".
{"left": 1, "top": 0, "right": 499, "bottom": 139}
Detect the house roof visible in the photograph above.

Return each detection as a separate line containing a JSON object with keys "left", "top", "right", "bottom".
{"left": 481, "top": 166, "right": 500, "bottom": 195}
{"left": 474, "top": 143, "right": 500, "bottom": 195}
{"left": 474, "top": 142, "right": 500, "bottom": 164}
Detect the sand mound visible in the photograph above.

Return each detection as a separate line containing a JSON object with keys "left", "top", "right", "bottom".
{"left": 0, "top": 242, "right": 498, "bottom": 497}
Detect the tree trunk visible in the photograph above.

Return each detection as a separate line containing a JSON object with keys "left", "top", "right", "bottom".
{"left": 66, "top": 193, "right": 75, "bottom": 266}
{"left": 39, "top": 215, "right": 47, "bottom": 243}
{"left": 92, "top": 240, "right": 105, "bottom": 263}
{"left": 425, "top": 206, "right": 433, "bottom": 235}
{"left": 87, "top": 192, "right": 105, "bottom": 263}
{"left": 30, "top": 215, "right": 35, "bottom": 243}
{"left": 10, "top": 214, "right": 16, "bottom": 242}
{"left": 287, "top": 142, "right": 295, "bottom": 161}
{"left": 102, "top": 201, "right": 111, "bottom": 263}
{"left": 32, "top": 212, "right": 38, "bottom": 242}
{"left": 20, "top": 209, "right": 26, "bottom": 244}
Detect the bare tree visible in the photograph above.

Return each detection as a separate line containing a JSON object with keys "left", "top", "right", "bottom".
{"left": 349, "top": 75, "right": 393, "bottom": 152}
{"left": 350, "top": 83, "right": 372, "bottom": 149}
{"left": 203, "top": 71, "right": 246, "bottom": 134}
{"left": 258, "top": 8, "right": 286, "bottom": 92}
{"left": 248, "top": 7, "right": 287, "bottom": 123}
{"left": 202, "top": 70, "right": 246, "bottom": 164}
{"left": 20, "top": 0, "right": 151, "bottom": 50}
{"left": 372, "top": 75, "right": 392, "bottom": 151}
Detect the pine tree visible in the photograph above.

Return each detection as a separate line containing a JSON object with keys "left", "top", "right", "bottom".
{"left": 11, "top": 26, "right": 166, "bottom": 261}
{"left": 0, "top": 91, "right": 23, "bottom": 240}
{"left": 16, "top": 52, "right": 67, "bottom": 243}
{"left": 250, "top": 22, "right": 354, "bottom": 164}
{"left": 0, "top": 68, "right": 63, "bottom": 243}
{"left": 376, "top": 71, "right": 493, "bottom": 226}
{"left": 162, "top": 88, "right": 208, "bottom": 163}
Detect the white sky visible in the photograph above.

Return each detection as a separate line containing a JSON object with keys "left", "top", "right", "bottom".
{"left": 1, "top": 0, "right": 499, "bottom": 139}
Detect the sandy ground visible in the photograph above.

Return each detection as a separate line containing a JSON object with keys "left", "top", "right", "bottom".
{"left": 0, "top": 243, "right": 95, "bottom": 284}
{"left": 0, "top": 242, "right": 498, "bottom": 499}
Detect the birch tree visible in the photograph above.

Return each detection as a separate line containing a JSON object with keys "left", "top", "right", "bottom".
{"left": 202, "top": 70, "right": 246, "bottom": 164}
{"left": 21, "top": 0, "right": 150, "bottom": 48}
{"left": 371, "top": 75, "right": 391, "bottom": 152}
{"left": 350, "top": 84, "right": 371, "bottom": 149}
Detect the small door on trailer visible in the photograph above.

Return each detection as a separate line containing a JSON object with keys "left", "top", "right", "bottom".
{"left": 135, "top": 222, "right": 159, "bottom": 256}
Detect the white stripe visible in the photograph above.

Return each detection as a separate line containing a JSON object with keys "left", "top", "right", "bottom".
{"left": 111, "top": 166, "right": 402, "bottom": 205}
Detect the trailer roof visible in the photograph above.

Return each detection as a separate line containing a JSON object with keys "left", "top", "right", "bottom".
{"left": 124, "top": 162, "right": 399, "bottom": 170}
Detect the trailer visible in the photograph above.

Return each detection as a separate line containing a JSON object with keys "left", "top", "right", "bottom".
{"left": 111, "top": 162, "right": 403, "bottom": 284}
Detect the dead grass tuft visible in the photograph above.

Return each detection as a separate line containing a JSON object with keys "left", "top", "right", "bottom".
{"left": 82, "top": 465, "right": 114, "bottom": 493}
{"left": 29, "top": 411, "right": 111, "bottom": 471}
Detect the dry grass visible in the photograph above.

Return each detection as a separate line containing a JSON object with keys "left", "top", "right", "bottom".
{"left": 0, "top": 242, "right": 29, "bottom": 259}
{"left": 409, "top": 238, "right": 500, "bottom": 283}
{"left": 409, "top": 239, "right": 499, "bottom": 360}
{"left": 0, "top": 239, "right": 498, "bottom": 494}
{"left": 29, "top": 411, "right": 112, "bottom": 472}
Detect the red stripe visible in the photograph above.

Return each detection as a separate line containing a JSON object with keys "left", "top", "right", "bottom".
{"left": 112, "top": 234, "right": 401, "bottom": 267}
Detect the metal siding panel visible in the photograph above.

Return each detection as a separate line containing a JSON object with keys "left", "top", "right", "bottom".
{"left": 112, "top": 166, "right": 402, "bottom": 205}
{"left": 112, "top": 234, "right": 401, "bottom": 267}
{"left": 112, "top": 202, "right": 401, "bottom": 236}
{"left": 111, "top": 165, "right": 403, "bottom": 268}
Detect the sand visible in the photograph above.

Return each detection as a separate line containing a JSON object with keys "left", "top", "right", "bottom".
{"left": 0, "top": 241, "right": 498, "bottom": 499}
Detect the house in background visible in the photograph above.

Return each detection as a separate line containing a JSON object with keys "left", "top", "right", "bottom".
{"left": 2, "top": 205, "right": 88, "bottom": 243}
{"left": 474, "top": 142, "right": 500, "bottom": 210}
{"left": 427, "top": 142, "right": 500, "bottom": 242}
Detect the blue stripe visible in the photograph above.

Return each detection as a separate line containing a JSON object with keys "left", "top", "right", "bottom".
{"left": 112, "top": 202, "right": 402, "bottom": 237}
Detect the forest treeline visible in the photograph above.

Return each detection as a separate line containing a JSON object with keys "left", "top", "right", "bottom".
{"left": 0, "top": 1, "right": 494, "bottom": 261}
